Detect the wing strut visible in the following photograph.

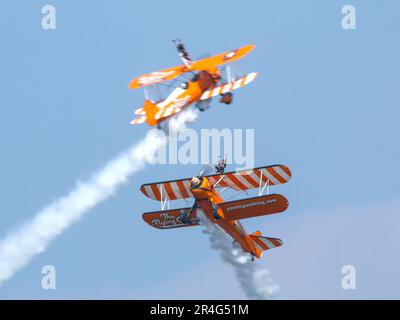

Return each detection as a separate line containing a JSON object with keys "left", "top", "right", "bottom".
{"left": 226, "top": 65, "right": 233, "bottom": 83}
{"left": 258, "top": 171, "right": 270, "bottom": 196}
{"left": 213, "top": 175, "right": 225, "bottom": 188}
{"left": 144, "top": 88, "right": 150, "bottom": 101}
{"left": 159, "top": 185, "right": 169, "bottom": 210}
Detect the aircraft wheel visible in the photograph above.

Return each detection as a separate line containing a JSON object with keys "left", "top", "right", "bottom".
{"left": 220, "top": 92, "right": 233, "bottom": 105}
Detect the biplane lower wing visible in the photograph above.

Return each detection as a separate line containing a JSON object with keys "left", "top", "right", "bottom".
{"left": 218, "top": 194, "right": 288, "bottom": 221}
{"left": 200, "top": 73, "right": 258, "bottom": 100}
{"left": 142, "top": 207, "right": 199, "bottom": 229}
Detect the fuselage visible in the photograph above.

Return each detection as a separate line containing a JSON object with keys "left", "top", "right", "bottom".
{"left": 155, "top": 70, "right": 220, "bottom": 122}
{"left": 189, "top": 176, "right": 260, "bottom": 258}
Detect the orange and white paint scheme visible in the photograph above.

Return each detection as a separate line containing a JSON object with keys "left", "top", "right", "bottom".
{"left": 140, "top": 165, "right": 292, "bottom": 260}
{"left": 129, "top": 43, "right": 258, "bottom": 127}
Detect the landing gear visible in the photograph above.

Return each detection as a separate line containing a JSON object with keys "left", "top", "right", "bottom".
{"left": 196, "top": 98, "right": 211, "bottom": 112}
{"left": 211, "top": 203, "right": 223, "bottom": 220}
{"left": 220, "top": 92, "right": 233, "bottom": 105}
{"left": 179, "top": 202, "right": 198, "bottom": 224}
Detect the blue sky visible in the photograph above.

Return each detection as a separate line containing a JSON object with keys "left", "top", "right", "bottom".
{"left": 0, "top": 0, "right": 399, "bottom": 299}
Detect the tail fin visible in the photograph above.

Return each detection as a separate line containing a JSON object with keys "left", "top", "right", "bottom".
{"left": 130, "top": 100, "right": 160, "bottom": 126}
{"left": 250, "top": 231, "right": 283, "bottom": 258}
{"left": 142, "top": 100, "right": 160, "bottom": 126}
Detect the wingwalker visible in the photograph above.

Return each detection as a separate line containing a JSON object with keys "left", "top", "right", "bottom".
{"left": 129, "top": 40, "right": 258, "bottom": 128}
{"left": 140, "top": 164, "right": 292, "bottom": 260}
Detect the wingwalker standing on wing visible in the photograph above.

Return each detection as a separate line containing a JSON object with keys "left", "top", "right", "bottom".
{"left": 215, "top": 155, "right": 227, "bottom": 174}
{"left": 139, "top": 164, "right": 292, "bottom": 261}
{"left": 129, "top": 40, "right": 258, "bottom": 128}
{"left": 173, "top": 39, "right": 193, "bottom": 68}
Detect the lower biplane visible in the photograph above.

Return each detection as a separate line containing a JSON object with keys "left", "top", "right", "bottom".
{"left": 129, "top": 40, "right": 258, "bottom": 128}
{"left": 140, "top": 164, "right": 292, "bottom": 260}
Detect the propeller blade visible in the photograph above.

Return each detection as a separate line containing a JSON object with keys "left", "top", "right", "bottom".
{"left": 198, "top": 164, "right": 214, "bottom": 177}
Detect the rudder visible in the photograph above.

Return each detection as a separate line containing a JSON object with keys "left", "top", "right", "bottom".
{"left": 142, "top": 99, "right": 160, "bottom": 126}
{"left": 130, "top": 100, "right": 160, "bottom": 126}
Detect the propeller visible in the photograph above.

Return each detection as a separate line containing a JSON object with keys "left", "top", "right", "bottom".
{"left": 198, "top": 164, "right": 214, "bottom": 177}
{"left": 180, "top": 164, "right": 214, "bottom": 225}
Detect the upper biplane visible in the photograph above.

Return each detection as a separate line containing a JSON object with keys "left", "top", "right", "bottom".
{"left": 140, "top": 163, "right": 292, "bottom": 260}
{"left": 129, "top": 40, "right": 258, "bottom": 128}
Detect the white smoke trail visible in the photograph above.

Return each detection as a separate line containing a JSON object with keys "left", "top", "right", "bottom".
{"left": 161, "top": 108, "right": 198, "bottom": 136}
{"left": 0, "top": 110, "right": 197, "bottom": 285}
{"left": 198, "top": 212, "right": 280, "bottom": 299}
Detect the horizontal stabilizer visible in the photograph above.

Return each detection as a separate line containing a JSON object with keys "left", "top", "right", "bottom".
{"left": 134, "top": 107, "right": 146, "bottom": 115}
{"left": 154, "top": 106, "right": 182, "bottom": 120}
{"left": 250, "top": 235, "right": 283, "bottom": 251}
{"left": 130, "top": 116, "right": 147, "bottom": 125}
{"left": 218, "top": 194, "right": 288, "bottom": 221}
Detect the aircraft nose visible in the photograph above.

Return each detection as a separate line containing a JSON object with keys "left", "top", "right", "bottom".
{"left": 190, "top": 176, "right": 201, "bottom": 188}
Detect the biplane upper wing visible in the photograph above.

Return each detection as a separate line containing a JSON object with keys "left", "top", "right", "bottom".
{"left": 217, "top": 194, "right": 288, "bottom": 221}
{"left": 129, "top": 44, "right": 254, "bottom": 89}
{"left": 140, "top": 178, "right": 193, "bottom": 201}
{"left": 200, "top": 72, "right": 258, "bottom": 100}
{"left": 140, "top": 164, "right": 291, "bottom": 200}
{"left": 142, "top": 207, "right": 199, "bottom": 229}
{"left": 191, "top": 44, "right": 255, "bottom": 71}
{"left": 205, "top": 164, "right": 292, "bottom": 191}
{"left": 129, "top": 65, "right": 188, "bottom": 89}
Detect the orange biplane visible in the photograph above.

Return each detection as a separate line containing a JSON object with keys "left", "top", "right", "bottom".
{"left": 129, "top": 40, "right": 258, "bottom": 128}
{"left": 140, "top": 164, "right": 292, "bottom": 260}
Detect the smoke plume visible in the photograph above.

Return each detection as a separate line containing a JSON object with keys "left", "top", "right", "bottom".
{"left": 198, "top": 212, "right": 280, "bottom": 299}
{"left": 0, "top": 110, "right": 197, "bottom": 284}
